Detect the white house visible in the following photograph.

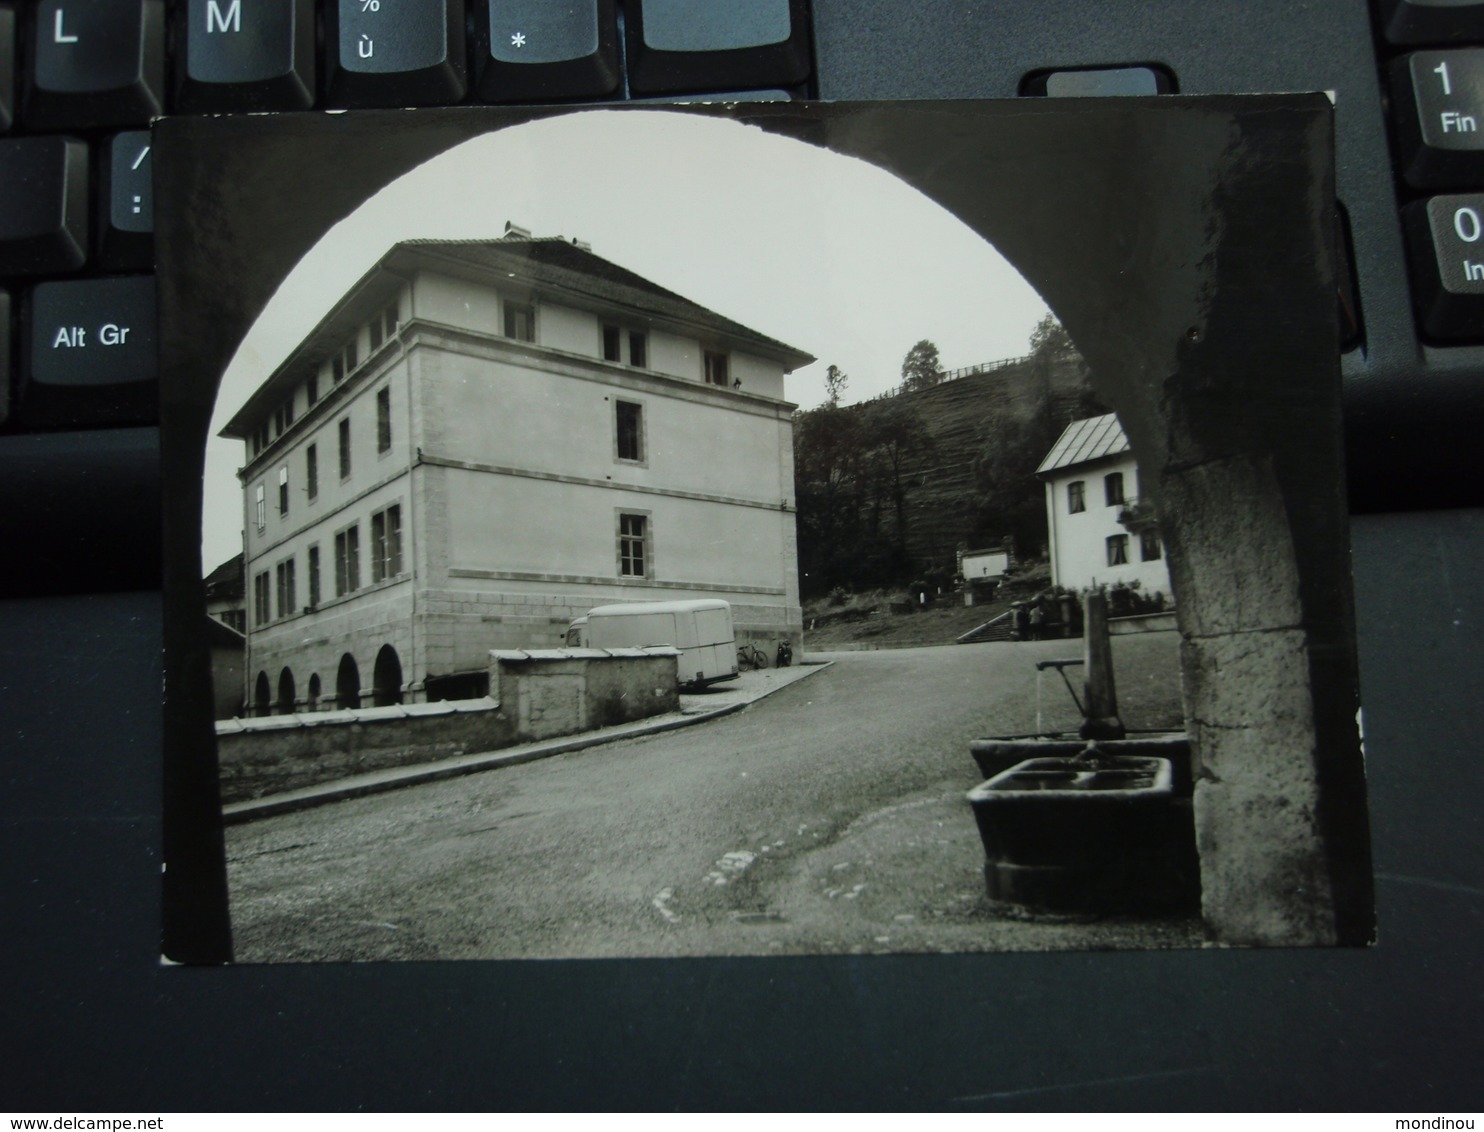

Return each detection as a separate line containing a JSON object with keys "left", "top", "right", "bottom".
{"left": 220, "top": 231, "right": 813, "bottom": 713}
{"left": 1035, "top": 413, "right": 1171, "bottom": 596}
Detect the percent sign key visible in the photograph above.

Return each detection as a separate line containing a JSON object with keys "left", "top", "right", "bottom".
{"left": 330, "top": 0, "right": 466, "bottom": 104}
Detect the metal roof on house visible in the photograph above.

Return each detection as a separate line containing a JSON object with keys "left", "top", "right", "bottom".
{"left": 1035, "top": 413, "right": 1129, "bottom": 477}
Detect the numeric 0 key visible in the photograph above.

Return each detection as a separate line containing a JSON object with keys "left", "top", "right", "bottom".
{"left": 1404, "top": 193, "right": 1484, "bottom": 340}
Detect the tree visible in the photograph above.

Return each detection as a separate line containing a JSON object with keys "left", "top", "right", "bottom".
{"left": 899, "top": 339, "right": 945, "bottom": 393}
{"left": 862, "top": 396, "right": 934, "bottom": 556}
{"left": 1028, "top": 312, "right": 1079, "bottom": 364}
{"left": 824, "top": 364, "right": 848, "bottom": 407}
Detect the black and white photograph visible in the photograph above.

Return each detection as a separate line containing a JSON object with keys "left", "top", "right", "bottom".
{"left": 158, "top": 98, "right": 1375, "bottom": 964}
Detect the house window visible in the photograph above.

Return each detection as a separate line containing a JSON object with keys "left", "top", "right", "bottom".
{"left": 369, "top": 315, "right": 383, "bottom": 353}
{"left": 334, "top": 524, "right": 360, "bottom": 597}
{"left": 278, "top": 466, "right": 289, "bottom": 516}
{"left": 383, "top": 302, "right": 398, "bottom": 340}
{"left": 307, "top": 373, "right": 319, "bottom": 406}
{"left": 306, "top": 444, "right": 318, "bottom": 502}
{"left": 221, "top": 609, "right": 245, "bottom": 634}
{"left": 704, "top": 350, "right": 729, "bottom": 386}
{"left": 332, "top": 355, "right": 344, "bottom": 384}
{"left": 307, "top": 545, "right": 321, "bottom": 607}
{"left": 338, "top": 417, "right": 351, "bottom": 480}
{"left": 376, "top": 387, "right": 391, "bottom": 454}
{"left": 253, "top": 571, "right": 271, "bottom": 626}
{"left": 343, "top": 338, "right": 358, "bottom": 373}
{"left": 1067, "top": 480, "right": 1085, "bottom": 514}
{"left": 629, "top": 330, "right": 647, "bottom": 368}
{"left": 1105, "top": 471, "right": 1125, "bottom": 506}
{"left": 370, "top": 504, "right": 403, "bottom": 583}
{"left": 1107, "top": 534, "right": 1129, "bottom": 566}
{"left": 273, "top": 399, "right": 293, "bottom": 436}
{"left": 618, "top": 513, "right": 649, "bottom": 578}
{"left": 275, "top": 557, "right": 297, "bottom": 619}
{"left": 503, "top": 300, "right": 535, "bottom": 342}
{"left": 1140, "top": 529, "right": 1163, "bottom": 562}
{"left": 254, "top": 484, "right": 266, "bottom": 531}
{"left": 602, "top": 324, "right": 622, "bottom": 362}
{"left": 615, "top": 400, "right": 643, "bottom": 462}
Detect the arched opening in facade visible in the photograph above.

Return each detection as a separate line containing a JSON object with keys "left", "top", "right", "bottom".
{"left": 336, "top": 653, "right": 361, "bottom": 709}
{"left": 276, "top": 667, "right": 296, "bottom": 715}
{"left": 252, "top": 671, "right": 270, "bottom": 718}
{"left": 307, "top": 673, "right": 321, "bottom": 711}
{"left": 372, "top": 644, "right": 403, "bottom": 707}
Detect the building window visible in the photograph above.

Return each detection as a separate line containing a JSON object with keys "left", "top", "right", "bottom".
{"left": 602, "top": 324, "right": 621, "bottom": 362}
{"left": 370, "top": 504, "right": 403, "bottom": 583}
{"left": 307, "top": 373, "right": 319, "bottom": 406}
{"left": 332, "top": 355, "right": 344, "bottom": 384}
{"left": 383, "top": 302, "right": 398, "bottom": 340}
{"left": 1067, "top": 480, "right": 1085, "bottom": 514}
{"left": 221, "top": 609, "right": 245, "bottom": 634}
{"left": 251, "top": 422, "right": 268, "bottom": 456}
{"left": 615, "top": 400, "right": 643, "bottom": 462}
{"left": 344, "top": 338, "right": 358, "bottom": 374}
{"left": 335, "top": 524, "right": 360, "bottom": 597}
{"left": 275, "top": 557, "right": 297, "bottom": 619}
{"left": 278, "top": 466, "right": 289, "bottom": 516}
{"left": 273, "top": 398, "right": 293, "bottom": 437}
{"left": 618, "top": 513, "right": 649, "bottom": 578}
{"left": 1107, "top": 534, "right": 1129, "bottom": 566}
{"left": 306, "top": 444, "right": 318, "bottom": 502}
{"left": 307, "top": 544, "right": 321, "bottom": 607}
{"left": 629, "top": 330, "right": 647, "bottom": 369}
{"left": 376, "top": 387, "right": 391, "bottom": 454}
{"left": 338, "top": 417, "right": 351, "bottom": 480}
{"left": 253, "top": 570, "right": 271, "bottom": 626}
{"left": 1140, "top": 529, "right": 1162, "bottom": 562}
{"left": 369, "top": 315, "right": 383, "bottom": 353}
{"left": 503, "top": 300, "right": 535, "bottom": 342}
{"left": 1105, "top": 471, "right": 1125, "bottom": 506}
{"left": 704, "top": 350, "right": 729, "bottom": 386}
{"left": 254, "top": 484, "right": 266, "bottom": 531}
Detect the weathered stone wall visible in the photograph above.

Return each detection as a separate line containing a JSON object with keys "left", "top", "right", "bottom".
{"left": 488, "top": 647, "right": 680, "bottom": 741}
{"left": 216, "top": 647, "right": 682, "bottom": 803}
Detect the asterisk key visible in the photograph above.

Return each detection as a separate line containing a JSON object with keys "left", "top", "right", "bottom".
{"left": 511, "top": 31, "right": 527, "bottom": 47}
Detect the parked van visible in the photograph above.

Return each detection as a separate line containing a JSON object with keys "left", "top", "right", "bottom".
{"left": 566, "top": 599, "right": 738, "bottom": 689}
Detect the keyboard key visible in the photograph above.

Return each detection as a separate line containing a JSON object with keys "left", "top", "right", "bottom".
{"left": 99, "top": 132, "right": 153, "bottom": 272}
{"left": 325, "top": 0, "right": 466, "bottom": 108}
{"left": 177, "top": 0, "right": 315, "bottom": 113}
{"left": 1390, "top": 49, "right": 1484, "bottom": 188}
{"left": 626, "top": 0, "right": 811, "bottom": 94}
{"left": 1022, "top": 66, "right": 1176, "bottom": 97}
{"left": 22, "top": 277, "right": 155, "bottom": 428}
{"left": 1404, "top": 193, "right": 1484, "bottom": 340}
{"left": 473, "top": 0, "right": 620, "bottom": 102}
{"left": 1, "top": 5, "right": 15, "bottom": 132}
{"left": 23, "top": 0, "right": 165, "bottom": 130}
{"left": 0, "top": 136, "right": 88, "bottom": 276}
{"left": 1378, "top": 0, "right": 1484, "bottom": 46}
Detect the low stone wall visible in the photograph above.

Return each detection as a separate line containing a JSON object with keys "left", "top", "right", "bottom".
{"left": 216, "top": 647, "right": 681, "bottom": 803}
{"left": 489, "top": 647, "right": 680, "bottom": 741}
{"left": 1108, "top": 611, "right": 1179, "bottom": 635}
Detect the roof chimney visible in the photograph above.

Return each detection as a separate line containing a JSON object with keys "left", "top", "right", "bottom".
{"left": 571, "top": 237, "right": 592, "bottom": 252}
{"left": 503, "top": 221, "right": 532, "bottom": 240}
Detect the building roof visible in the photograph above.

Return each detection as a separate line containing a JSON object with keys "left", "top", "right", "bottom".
{"left": 222, "top": 234, "right": 814, "bottom": 439}
{"left": 1035, "top": 413, "right": 1130, "bottom": 477}
{"left": 203, "top": 551, "right": 244, "bottom": 600}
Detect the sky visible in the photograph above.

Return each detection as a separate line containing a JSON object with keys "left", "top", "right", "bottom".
{"left": 201, "top": 109, "right": 1050, "bottom": 572}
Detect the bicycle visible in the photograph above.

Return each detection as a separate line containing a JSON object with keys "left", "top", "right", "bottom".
{"left": 737, "top": 642, "right": 769, "bottom": 671}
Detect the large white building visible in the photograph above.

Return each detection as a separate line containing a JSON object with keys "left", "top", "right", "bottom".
{"left": 221, "top": 232, "right": 812, "bottom": 714}
{"left": 1035, "top": 413, "right": 1172, "bottom": 596}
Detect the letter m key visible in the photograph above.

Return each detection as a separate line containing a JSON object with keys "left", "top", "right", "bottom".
{"left": 207, "top": 0, "right": 241, "bottom": 33}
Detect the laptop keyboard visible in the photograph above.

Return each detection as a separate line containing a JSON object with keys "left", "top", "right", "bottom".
{"left": 2, "top": 0, "right": 1483, "bottom": 597}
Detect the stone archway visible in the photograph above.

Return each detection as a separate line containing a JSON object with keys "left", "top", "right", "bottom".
{"left": 336, "top": 653, "right": 361, "bottom": 710}
{"left": 307, "top": 673, "right": 321, "bottom": 711}
{"left": 276, "top": 667, "right": 295, "bottom": 715}
{"left": 372, "top": 644, "right": 403, "bottom": 707}
{"left": 252, "top": 671, "right": 270, "bottom": 718}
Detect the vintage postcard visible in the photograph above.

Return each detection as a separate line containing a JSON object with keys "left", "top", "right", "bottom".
{"left": 157, "top": 98, "right": 1373, "bottom": 962}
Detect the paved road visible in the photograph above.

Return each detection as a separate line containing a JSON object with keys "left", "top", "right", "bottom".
{"left": 226, "top": 635, "right": 1201, "bottom": 962}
